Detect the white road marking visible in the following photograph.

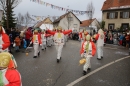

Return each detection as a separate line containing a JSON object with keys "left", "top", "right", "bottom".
{"left": 67, "top": 56, "right": 130, "bottom": 86}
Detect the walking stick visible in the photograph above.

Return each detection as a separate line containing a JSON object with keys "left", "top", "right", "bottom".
{"left": 25, "top": 40, "right": 33, "bottom": 56}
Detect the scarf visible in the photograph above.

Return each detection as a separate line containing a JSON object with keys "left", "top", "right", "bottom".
{"left": 33, "top": 35, "right": 36, "bottom": 41}
{"left": 58, "top": 32, "right": 61, "bottom": 38}
{"left": 85, "top": 41, "right": 90, "bottom": 53}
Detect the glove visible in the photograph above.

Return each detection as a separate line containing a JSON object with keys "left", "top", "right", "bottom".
{"left": 81, "top": 53, "right": 84, "bottom": 58}
{"left": 30, "top": 41, "right": 32, "bottom": 44}
{"left": 0, "top": 45, "right": 2, "bottom": 49}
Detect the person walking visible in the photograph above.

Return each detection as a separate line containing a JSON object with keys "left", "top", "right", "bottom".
{"left": 47, "top": 26, "right": 72, "bottom": 63}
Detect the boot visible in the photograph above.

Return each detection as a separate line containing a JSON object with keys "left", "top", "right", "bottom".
{"left": 33, "top": 56, "right": 37, "bottom": 58}
{"left": 57, "top": 59, "right": 60, "bottom": 63}
{"left": 83, "top": 70, "right": 87, "bottom": 75}
{"left": 38, "top": 51, "right": 40, "bottom": 56}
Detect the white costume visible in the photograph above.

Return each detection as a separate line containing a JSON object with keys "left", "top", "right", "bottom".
{"left": 80, "top": 35, "right": 96, "bottom": 75}
{"left": 41, "top": 34, "right": 47, "bottom": 50}
{"left": 95, "top": 29, "right": 105, "bottom": 60}
{"left": 47, "top": 26, "right": 72, "bottom": 63}
{"left": 54, "top": 33, "right": 64, "bottom": 60}
{"left": 31, "top": 30, "right": 42, "bottom": 58}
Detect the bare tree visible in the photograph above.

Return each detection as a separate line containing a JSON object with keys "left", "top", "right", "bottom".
{"left": 24, "top": 12, "right": 32, "bottom": 27}
{"left": 17, "top": 13, "right": 23, "bottom": 25}
{"left": 0, "top": 0, "right": 22, "bottom": 29}
{"left": 86, "top": 1, "right": 95, "bottom": 35}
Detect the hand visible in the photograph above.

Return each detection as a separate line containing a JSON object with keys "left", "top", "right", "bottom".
{"left": 0, "top": 45, "right": 2, "bottom": 49}
{"left": 40, "top": 44, "right": 42, "bottom": 46}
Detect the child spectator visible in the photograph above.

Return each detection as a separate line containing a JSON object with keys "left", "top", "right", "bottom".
{"left": 14, "top": 36, "right": 21, "bottom": 52}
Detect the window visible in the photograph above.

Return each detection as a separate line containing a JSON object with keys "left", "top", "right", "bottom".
{"left": 68, "top": 17, "right": 73, "bottom": 21}
{"left": 120, "top": 11, "right": 130, "bottom": 18}
{"left": 109, "top": 13, "right": 115, "bottom": 19}
{"left": 73, "top": 24, "right": 77, "bottom": 28}
{"left": 107, "top": 12, "right": 118, "bottom": 19}
{"left": 123, "top": 12, "right": 129, "bottom": 18}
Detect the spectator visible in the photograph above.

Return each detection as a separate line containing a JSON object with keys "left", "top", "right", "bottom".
{"left": 25, "top": 28, "right": 33, "bottom": 47}
{"left": 14, "top": 36, "right": 21, "bottom": 52}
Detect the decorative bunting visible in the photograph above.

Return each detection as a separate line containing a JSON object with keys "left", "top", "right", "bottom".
{"left": 30, "top": 0, "right": 91, "bottom": 15}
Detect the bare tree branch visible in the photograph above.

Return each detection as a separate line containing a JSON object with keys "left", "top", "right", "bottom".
{"left": 86, "top": 1, "right": 95, "bottom": 19}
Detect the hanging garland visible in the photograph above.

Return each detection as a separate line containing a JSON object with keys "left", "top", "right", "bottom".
{"left": 30, "top": 0, "right": 91, "bottom": 15}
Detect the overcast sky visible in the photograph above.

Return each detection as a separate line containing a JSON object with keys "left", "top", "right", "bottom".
{"left": 14, "top": 0, "right": 105, "bottom": 21}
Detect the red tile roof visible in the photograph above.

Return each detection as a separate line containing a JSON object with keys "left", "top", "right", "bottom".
{"left": 80, "top": 18, "right": 95, "bottom": 27}
{"left": 101, "top": 0, "right": 130, "bottom": 10}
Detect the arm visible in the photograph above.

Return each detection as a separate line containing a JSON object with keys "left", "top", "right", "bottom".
{"left": 2, "top": 34, "right": 10, "bottom": 50}
{"left": 47, "top": 30, "right": 56, "bottom": 35}
{"left": 95, "top": 34, "right": 99, "bottom": 40}
{"left": 38, "top": 34, "right": 42, "bottom": 44}
{"left": 80, "top": 41, "right": 85, "bottom": 54}
{"left": 63, "top": 30, "right": 72, "bottom": 35}
{"left": 91, "top": 42, "right": 96, "bottom": 56}
{"left": 5, "top": 69, "right": 21, "bottom": 86}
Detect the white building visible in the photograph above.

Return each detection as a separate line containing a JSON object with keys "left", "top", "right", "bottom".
{"left": 53, "top": 11, "right": 82, "bottom": 32}
{"left": 34, "top": 17, "right": 53, "bottom": 30}
{"left": 80, "top": 18, "right": 100, "bottom": 34}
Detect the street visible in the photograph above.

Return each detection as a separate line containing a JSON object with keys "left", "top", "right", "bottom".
{"left": 13, "top": 40, "right": 130, "bottom": 86}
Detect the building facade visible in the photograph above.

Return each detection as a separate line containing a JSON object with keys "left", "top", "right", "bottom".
{"left": 102, "top": 0, "right": 130, "bottom": 30}
{"left": 53, "top": 12, "right": 82, "bottom": 32}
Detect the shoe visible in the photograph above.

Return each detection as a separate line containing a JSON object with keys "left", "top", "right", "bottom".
{"left": 97, "top": 58, "right": 101, "bottom": 60}
{"left": 88, "top": 68, "right": 91, "bottom": 70}
{"left": 38, "top": 52, "right": 40, "bottom": 56}
{"left": 101, "top": 56, "right": 103, "bottom": 58}
{"left": 42, "top": 49, "right": 44, "bottom": 50}
{"left": 82, "top": 70, "right": 87, "bottom": 75}
{"left": 57, "top": 59, "right": 60, "bottom": 63}
{"left": 33, "top": 56, "right": 37, "bottom": 58}
{"left": 60, "top": 57, "right": 62, "bottom": 60}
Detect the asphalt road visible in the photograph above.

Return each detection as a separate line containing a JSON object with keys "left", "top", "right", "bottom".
{"left": 12, "top": 40, "right": 130, "bottom": 86}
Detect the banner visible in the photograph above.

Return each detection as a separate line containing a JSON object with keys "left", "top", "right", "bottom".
{"left": 30, "top": 0, "right": 91, "bottom": 15}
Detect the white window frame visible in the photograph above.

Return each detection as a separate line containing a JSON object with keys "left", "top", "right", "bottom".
{"left": 109, "top": 12, "right": 115, "bottom": 19}
{"left": 123, "top": 12, "right": 129, "bottom": 18}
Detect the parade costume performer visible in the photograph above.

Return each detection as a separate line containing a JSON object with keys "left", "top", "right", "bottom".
{"left": 31, "top": 30, "right": 42, "bottom": 58}
{"left": 0, "top": 23, "right": 10, "bottom": 53}
{"left": 47, "top": 26, "right": 72, "bottom": 63}
{"left": 80, "top": 34, "right": 96, "bottom": 75}
{"left": 79, "top": 31, "right": 88, "bottom": 46}
{"left": 95, "top": 29, "right": 105, "bottom": 60}
{"left": 0, "top": 52, "right": 21, "bottom": 86}
{"left": 41, "top": 30, "right": 51, "bottom": 50}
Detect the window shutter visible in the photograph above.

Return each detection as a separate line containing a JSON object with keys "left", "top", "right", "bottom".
{"left": 107, "top": 13, "right": 109, "bottom": 19}
{"left": 115, "top": 12, "right": 118, "bottom": 19}
{"left": 129, "top": 11, "right": 130, "bottom": 18}
{"left": 120, "top": 12, "right": 123, "bottom": 18}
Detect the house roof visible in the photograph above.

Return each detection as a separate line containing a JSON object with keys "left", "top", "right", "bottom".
{"left": 101, "top": 0, "right": 130, "bottom": 11}
{"left": 80, "top": 18, "right": 96, "bottom": 27}
{"left": 34, "top": 17, "right": 53, "bottom": 28}
{"left": 53, "top": 11, "right": 82, "bottom": 24}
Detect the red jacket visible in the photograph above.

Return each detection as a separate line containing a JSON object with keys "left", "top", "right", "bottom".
{"left": 5, "top": 69, "right": 21, "bottom": 86}
{"left": 25, "top": 30, "right": 32, "bottom": 40}
{"left": 80, "top": 41, "right": 96, "bottom": 56}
